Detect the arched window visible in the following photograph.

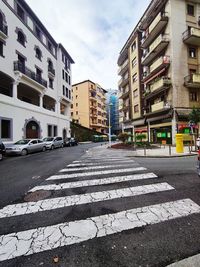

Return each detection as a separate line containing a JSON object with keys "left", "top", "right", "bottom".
{"left": 35, "top": 47, "right": 42, "bottom": 60}
{"left": 17, "top": 31, "right": 25, "bottom": 46}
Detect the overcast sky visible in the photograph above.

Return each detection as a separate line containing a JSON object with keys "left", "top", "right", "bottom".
{"left": 26, "top": 0, "right": 150, "bottom": 89}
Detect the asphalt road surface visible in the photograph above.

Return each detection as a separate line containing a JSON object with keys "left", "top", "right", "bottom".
{"left": 0, "top": 145, "right": 200, "bottom": 267}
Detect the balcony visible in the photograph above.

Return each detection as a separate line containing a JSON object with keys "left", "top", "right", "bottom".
{"left": 118, "top": 74, "right": 129, "bottom": 88}
{"left": 151, "top": 101, "right": 165, "bottom": 112}
{"left": 141, "top": 12, "right": 168, "bottom": 49}
{"left": 0, "top": 24, "right": 8, "bottom": 39}
{"left": 182, "top": 27, "right": 200, "bottom": 46}
{"left": 48, "top": 66, "right": 55, "bottom": 77}
{"left": 14, "top": 61, "right": 47, "bottom": 88}
{"left": 119, "top": 89, "right": 129, "bottom": 99}
{"left": 184, "top": 73, "right": 200, "bottom": 88}
{"left": 142, "top": 34, "right": 169, "bottom": 65}
{"left": 150, "top": 77, "right": 171, "bottom": 93}
{"left": 118, "top": 59, "right": 129, "bottom": 76}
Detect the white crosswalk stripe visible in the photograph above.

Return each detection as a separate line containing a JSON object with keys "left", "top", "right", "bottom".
{"left": 0, "top": 183, "right": 173, "bottom": 218}
{"left": 68, "top": 160, "right": 134, "bottom": 167}
{"left": 0, "top": 199, "right": 199, "bottom": 262}
{"left": 29, "top": 173, "right": 158, "bottom": 192}
{"left": 47, "top": 167, "right": 147, "bottom": 180}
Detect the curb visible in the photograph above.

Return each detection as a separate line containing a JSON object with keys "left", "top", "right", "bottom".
{"left": 130, "top": 154, "right": 197, "bottom": 158}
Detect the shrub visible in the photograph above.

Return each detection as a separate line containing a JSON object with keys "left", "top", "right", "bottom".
{"left": 118, "top": 132, "right": 130, "bottom": 143}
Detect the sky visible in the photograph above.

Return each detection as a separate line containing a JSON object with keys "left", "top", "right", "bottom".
{"left": 26, "top": 0, "right": 150, "bottom": 89}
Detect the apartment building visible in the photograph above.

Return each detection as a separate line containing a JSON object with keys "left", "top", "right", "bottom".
{"left": 106, "top": 89, "right": 119, "bottom": 134}
{"left": 118, "top": 0, "right": 200, "bottom": 144}
{"left": 71, "top": 80, "right": 107, "bottom": 133}
{"left": 0, "top": 0, "right": 74, "bottom": 142}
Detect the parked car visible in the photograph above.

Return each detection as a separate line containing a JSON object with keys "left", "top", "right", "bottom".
{"left": 43, "top": 137, "right": 63, "bottom": 150}
{"left": 5, "top": 139, "right": 46, "bottom": 156}
{"left": 64, "top": 137, "right": 78, "bottom": 147}
{"left": 0, "top": 140, "right": 5, "bottom": 161}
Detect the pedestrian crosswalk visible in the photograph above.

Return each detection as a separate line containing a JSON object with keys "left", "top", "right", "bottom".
{"left": 0, "top": 151, "right": 200, "bottom": 263}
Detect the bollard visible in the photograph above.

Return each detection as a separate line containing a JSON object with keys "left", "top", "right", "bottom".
{"left": 169, "top": 145, "right": 171, "bottom": 156}
{"left": 144, "top": 145, "right": 146, "bottom": 156}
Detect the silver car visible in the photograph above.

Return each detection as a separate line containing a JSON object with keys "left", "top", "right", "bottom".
{"left": 43, "top": 137, "right": 63, "bottom": 150}
{"left": 6, "top": 139, "right": 46, "bottom": 156}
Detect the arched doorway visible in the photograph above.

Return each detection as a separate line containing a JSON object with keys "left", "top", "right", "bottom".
{"left": 26, "top": 121, "right": 39, "bottom": 138}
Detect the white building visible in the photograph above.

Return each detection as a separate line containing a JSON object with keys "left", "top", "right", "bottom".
{"left": 0, "top": 0, "right": 74, "bottom": 143}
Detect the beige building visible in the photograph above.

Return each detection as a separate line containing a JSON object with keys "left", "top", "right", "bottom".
{"left": 71, "top": 80, "right": 107, "bottom": 133}
{"left": 118, "top": 0, "right": 200, "bottom": 144}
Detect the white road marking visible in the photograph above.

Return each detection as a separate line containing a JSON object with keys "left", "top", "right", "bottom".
{"left": 47, "top": 167, "right": 147, "bottom": 180}
{"left": 73, "top": 158, "right": 131, "bottom": 162}
{"left": 0, "top": 199, "right": 199, "bottom": 262}
{"left": 0, "top": 183, "right": 172, "bottom": 218}
{"left": 68, "top": 161, "right": 134, "bottom": 167}
{"left": 29, "top": 173, "right": 158, "bottom": 192}
{"left": 60, "top": 164, "right": 139, "bottom": 172}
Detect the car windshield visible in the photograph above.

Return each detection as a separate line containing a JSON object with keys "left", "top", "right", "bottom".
{"left": 43, "top": 137, "right": 54, "bottom": 141}
{"left": 14, "top": 140, "right": 30, "bottom": 145}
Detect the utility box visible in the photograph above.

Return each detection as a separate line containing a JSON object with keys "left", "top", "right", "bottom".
{"left": 176, "top": 134, "right": 184, "bottom": 153}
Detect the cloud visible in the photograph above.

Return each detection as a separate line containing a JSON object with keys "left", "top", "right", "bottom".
{"left": 26, "top": 0, "right": 150, "bottom": 89}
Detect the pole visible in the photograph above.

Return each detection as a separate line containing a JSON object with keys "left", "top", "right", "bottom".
{"left": 108, "top": 104, "right": 111, "bottom": 148}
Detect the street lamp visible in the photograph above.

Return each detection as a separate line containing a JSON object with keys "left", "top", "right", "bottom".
{"left": 108, "top": 102, "right": 113, "bottom": 148}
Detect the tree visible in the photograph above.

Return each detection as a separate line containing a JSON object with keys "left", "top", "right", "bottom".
{"left": 118, "top": 132, "right": 130, "bottom": 143}
{"left": 189, "top": 107, "right": 200, "bottom": 125}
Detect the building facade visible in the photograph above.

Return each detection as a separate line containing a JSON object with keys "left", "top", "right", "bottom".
{"left": 0, "top": 0, "right": 74, "bottom": 143}
{"left": 71, "top": 80, "right": 107, "bottom": 133}
{"left": 118, "top": 0, "right": 200, "bottom": 144}
{"left": 106, "top": 89, "right": 119, "bottom": 134}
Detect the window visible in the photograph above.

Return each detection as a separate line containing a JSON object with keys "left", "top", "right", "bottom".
{"left": 187, "top": 4, "right": 194, "bottom": 16}
{"left": 66, "top": 88, "right": 69, "bottom": 98}
{"left": 69, "top": 90, "right": 71, "bottom": 99}
{"left": 53, "top": 126, "right": 57, "bottom": 136}
{"left": 132, "top": 57, "right": 137, "bottom": 68}
{"left": 48, "top": 124, "right": 57, "bottom": 137}
{"left": 35, "top": 26, "right": 41, "bottom": 39}
{"left": 76, "top": 95, "right": 78, "bottom": 99}
{"left": 0, "top": 41, "right": 3, "bottom": 57}
{"left": 71, "top": 112, "right": 73, "bottom": 116}
{"left": 49, "top": 78, "right": 53, "bottom": 89}
{"left": 76, "top": 111, "right": 78, "bottom": 115}
{"left": 131, "top": 42, "right": 136, "bottom": 52}
{"left": 134, "top": 104, "right": 139, "bottom": 113}
{"left": 17, "top": 31, "right": 25, "bottom": 46}
{"left": 133, "top": 89, "right": 138, "bottom": 98}
{"left": 35, "top": 48, "right": 42, "bottom": 60}
{"left": 1, "top": 118, "right": 12, "bottom": 139}
{"left": 71, "top": 104, "right": 73, "bottom": 108}
{"left": 190, "top": 92, "right": 198, "bottom": 101}
{"left": 62, "top": 70, "right": 65, "bottom": 79}
{"left": 189, "top": 47, "right": 197, "bottom": 58}
{"left": 69, "top": 76, "right": 71, "bottom": 85}
{"left": 132, "top": 73, "right": 138, "bottom": 83}
{"left": 76, "top": 103, "right": 78, "bottom": 107}
{"left": 36, "top": 68, "right": 42, "bottom": 80}
{"left": 63, "top": 85, "right": 65, "bottom": 95}
{"left": 65, "top": 72, "right": 68, "bottom": 83}
{"left": 48, "top": 41, "right": 52, "bottom": 52}
{"left": 17, "top": 4, "right": 25, "bottom": 21}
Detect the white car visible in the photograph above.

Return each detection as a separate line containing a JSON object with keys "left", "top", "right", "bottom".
{"left": 6, "top": 139, "right": 46, "bottom": 156}
{"left": 43, "top": 137, "right": 63, "bottom": 150}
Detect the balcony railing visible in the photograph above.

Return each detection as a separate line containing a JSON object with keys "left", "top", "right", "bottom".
{"left": 14, "top": 61, "right": 47, "bottom": 88}
{"left": 150, "top": 55, "right": 170, "bottom": 73}
{"left": 182, "top": 27, "right": 200, "bottom": 45}
{"left": 150, "top": 77, "right": 171, "bottom": 92}
{"left": 48, "top": 66, "right": 55, "bottom": 76}
{"left": 151, "top": 101, "right": 165, "bottom": 112}
{"left": 142, "top": 34, "right": 169, "bottom": 65}
{"left": 118, "top": 59, "right": 129, "bottom": 75}
{"left": 141, "top": 12, "right": 168, "bottom": 48}
{"left": 0, "top": 24, "right": 8, "bottom": 37}
{"left": 184, "top": 73, "right": 200, "bottom": 88}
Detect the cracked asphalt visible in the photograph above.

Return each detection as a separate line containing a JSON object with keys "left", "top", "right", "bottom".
{"left": 1, "top": 144, "right": 200, "bottom": 267}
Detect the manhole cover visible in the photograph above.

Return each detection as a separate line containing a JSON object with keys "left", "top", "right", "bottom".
{"left": 24, "top": 190, "right": 51, "bottom": 202}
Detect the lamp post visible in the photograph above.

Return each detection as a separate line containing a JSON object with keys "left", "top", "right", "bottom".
{"left": 108, "top": 102, "right": 113, "bottom": 148}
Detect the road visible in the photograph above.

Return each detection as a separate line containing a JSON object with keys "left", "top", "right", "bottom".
{"left": 0, "top": 145, "right": 200, "bottom": 267}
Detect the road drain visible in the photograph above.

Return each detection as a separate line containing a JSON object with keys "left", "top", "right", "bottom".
{"left": 24, "top": 190, "right": 51, "bottom": 202}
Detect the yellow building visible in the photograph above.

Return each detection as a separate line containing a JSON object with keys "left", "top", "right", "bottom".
{"left": 71, "top": 80, "right": 107, "bottom": 133}
{"left": 118, "top": 0, "right": 200, "bottom": 144}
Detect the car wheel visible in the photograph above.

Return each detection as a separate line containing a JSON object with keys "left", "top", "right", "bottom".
{"left": 42, "top": 146, "right": 46, "bottom": 152}
{"left": 0, "top": 153, "right": 3, "bottom": 161}
{"left": 21, "top": 149, "right": 28, "bottom": 156}
{"left": 51, "top": 145, "right": 54, "bottom": 150}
